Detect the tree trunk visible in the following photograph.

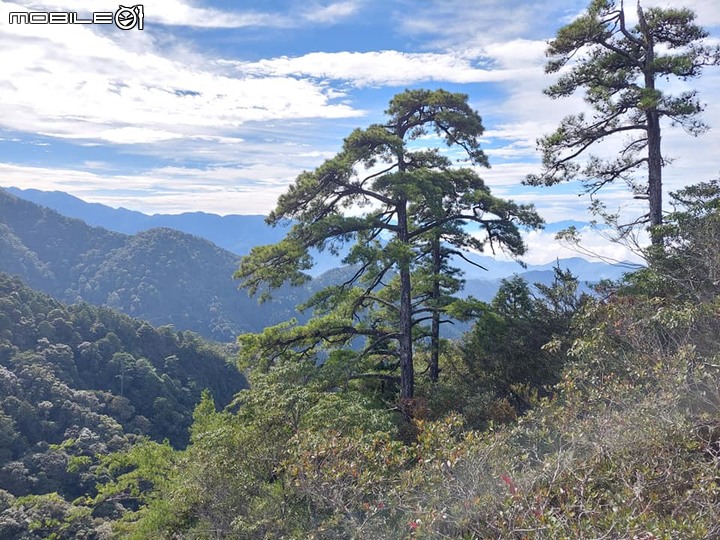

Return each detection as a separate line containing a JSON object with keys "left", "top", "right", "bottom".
{"left": 647, "top": 109, "right": 663, "bottom": 242}
{"left": 429, "top": 235, "right": 441, "bottom": 383}
{"left": 639, "top": 3, "right": 663, "bottom": 243}
{"left": 397, "top": 200, "right": 414, "bottom": 400}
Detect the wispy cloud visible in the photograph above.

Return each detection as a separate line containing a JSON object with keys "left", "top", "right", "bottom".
{"left": 0, "top": 4, "right": 363, "bottom": 145}
{"left": 518, "top": 226, "right": 645, "bottom": 265}
{"left": 395, "top": 0, "right": 584, "bottom": 48}
{"left": 301, "top": 1, "right": 361, "bottom": 23}
{"left": 6, "top": 0, "right": 362, "bottom": 28}
{"left": 643, "top": 0, "right": 720, "bottom": 27}
{"left": 0, "top": 162, "right": 301, "bottom": 214}
{"left": 235, "top": 49, "right": 532, "bottom": 87}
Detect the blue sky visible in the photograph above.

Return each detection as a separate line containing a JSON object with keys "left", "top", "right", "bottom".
{"left": 1, "top": 0, "right": 719, "bottom": 263}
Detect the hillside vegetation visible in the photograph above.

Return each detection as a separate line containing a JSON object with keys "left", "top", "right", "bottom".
{"left": 0, "top": 273, "right": 247, "bottom": 537}
{"left": 59, "top": 180, "right": 718, "bottom": 539}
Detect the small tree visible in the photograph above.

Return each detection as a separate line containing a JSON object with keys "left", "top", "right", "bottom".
{"left": 637, "top": 179, "right": 720, "bottom": 302}
{"left": 526, "top": 0, "right": 719, "bottom": 242}
{"left": 410, "top": 193, "right": 530, "bottom": 383}
{"left": 236, "top": 89, "right": 542, "bottom": 401}
{"left": 459, "top": 268, "right": 585, "bottom": 417}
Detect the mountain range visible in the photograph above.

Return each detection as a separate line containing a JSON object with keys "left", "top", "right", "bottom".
{"left": 0, "top": 187, "right": 632, "bottom": 342}
{"left": 0, "top": 189, "right": 314, "bottom": 341}
{"left": 5, "top": 187, "right": 630, "bottom": 280}
{"left": 4, "top": 187, "right": 289, "bottom": 258}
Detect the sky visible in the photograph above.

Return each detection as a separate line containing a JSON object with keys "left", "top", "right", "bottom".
{"left": 1, "top": 0, "right": 719, "bottom": 264}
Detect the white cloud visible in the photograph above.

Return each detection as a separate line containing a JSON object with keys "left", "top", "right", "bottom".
{"left": 0, "top": 2, "right": 363, "bottom": 145}
{"left": 396, "top": 0, "right": 586, "bottom": 48}
{"left": 478, "top": 162, "right": 539, "bottom": 188}
{"left": 519, "top": 227, "right": 645, "bottom": 266}
{"left": 0, "top": 8, "right": 563, "bottom": 152}
{"left": 226, "top": 38, "right": 550, "bottom": 89}
{"left": 143, "top": 0, "right": 290, "bottom": 28}
{"left": 96, "top": 127, "right": 185, "bottom": 144}
{"left": 236, "top": 50, "right": 527, "bottom": 87}
{"left": 643, "top": 0, "right": 720, "bottom": 27}
{"left": 0, "top": 161, "right": 299, "bottom": 214}
{"left": 397, "top": 0, "right": 720, "bottom": 50}
{"left": 301, "top": 1, "right": 360, "bottom": 23}
{"left": 86, "top": 190, "right": 287, "bottom": 216}
{"left": 82, "top": 161, "right": 110, "bottom": 170}
{"left": 480, "top": 39, "right": 547, "bottom": 69}
{"left": 507, "top": 189, "right": 649, "bottom": 223}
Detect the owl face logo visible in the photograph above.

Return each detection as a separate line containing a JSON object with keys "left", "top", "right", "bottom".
{"left": 114, "top": 5, "right": 144, "bottom": 30}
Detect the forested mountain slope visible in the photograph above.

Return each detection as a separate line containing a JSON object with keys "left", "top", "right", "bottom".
{"left": 0, "top": 188, "right": 627, "bottom": 347}
{"left": 5, "top": 186, "right": 290, "bottom": 256}
{"left": 0, "top": 189, "right": 305, "bottom": 341}
{"left": 0, "top": 272, "right": 246, "bottom": 500}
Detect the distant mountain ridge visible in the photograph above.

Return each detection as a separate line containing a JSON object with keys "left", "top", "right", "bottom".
{"left": 5, "top": 186, "right": 631, "bottom": 283}
{"left": 4, "top": 187, "right": 290, "bottom": 257}
{"left": 0, "top": 188, "right": 632, "bottom": 343}
{"left": 0, "top": 189, "right": 310, "bottom": 341}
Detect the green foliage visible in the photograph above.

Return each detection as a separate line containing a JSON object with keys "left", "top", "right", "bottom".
{"left": 0, "top": 492, "right": 105, "bottom": 539}
{"left": 0, "top": 273, "right": 246, "bottom": 453}
{"left": 526, "top": 0, "right": 719, "bottom": 230}
{"left": 94, "top": 439, "right": 176, "bottom": 506}
{"left": 120, "top": 180, "right": 720, "bottom": 538}
{"left": 421, "top": 267, "right": 585, "bottom": 429}
{"left": 287, "top": 428, "right": 413, "bottom": 536}
{"left": 636, "top": 179, "right": 720, "bottom": 302}
{"left": 105, "top": 359, "right": 399, "bottom": 538}
{"left": 236, "top": 89, "right": 542, "bottom": 400}
{"left": 0, "top": 271, "right": 247, "bottom": 537}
